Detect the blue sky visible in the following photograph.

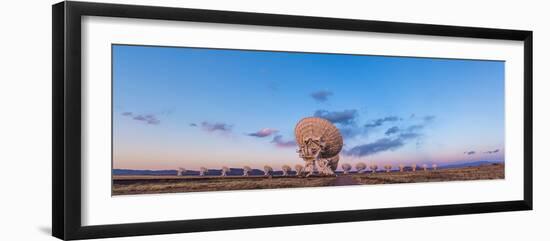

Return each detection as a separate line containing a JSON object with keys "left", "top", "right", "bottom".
{"left": 112, "top": 45, "right": 505, "bottom": 170}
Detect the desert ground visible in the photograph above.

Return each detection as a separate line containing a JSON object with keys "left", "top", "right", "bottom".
{"left": 112, "top": 164, "right": 504, "bottom": 195}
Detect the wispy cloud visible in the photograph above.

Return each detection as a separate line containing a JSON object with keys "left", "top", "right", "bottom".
{"left": 364, "top": 116, "right": 401, "bottom": 128}
{"left": 189, "top": 123, "right": 197, "bottom": 127}
{"left": 344, "top": 115, "right": 434, "bottom": 157}
{"left": 398, "top": 132, "right": 421, "bottom": 139}
{"left": 423, "top": 115, "right": 436, "bottom": 122}
{"left": 313, "top": 109, "right": 358, "bottom": 126}
{"left": 121, "top": 112, "right": 160, "bottom": 125}
{"left": 406, "top": 124, "right": 424, "bottom": 132}
{"left": 385, "top": 126, "right": 400, "bottom": 135}
{"left": 345, "top": 138, "right": 404, "bottom": 156}
{"left": 201, "top": 122, "right": 233, "bottom": 133}
{"left": 310, "top": 90, "right": 333, "bottom": 102}
{"left": 271, "top": 135, "right": 296, "bottom": 148}
{"left": 464, "top": 149, "right": 499, "bottom": 155}
{"left": 247, "top": 128, "right": 278, "bottom": 138}
{"left": 484, "top": 149, "right": 500, "bottom": 154}
{"left": 133, "top": 114, "right": 160, "bottom": 125}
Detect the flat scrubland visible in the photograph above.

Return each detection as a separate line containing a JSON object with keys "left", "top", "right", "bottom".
{"left": 350, "top": 164, "right": 504, "bottom": 185}
{"left": 112, "top": 164, "right": 504, "bottom": 195}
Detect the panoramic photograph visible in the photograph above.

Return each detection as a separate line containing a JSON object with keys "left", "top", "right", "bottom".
{"left": 112, "top": 44, "right": 505, "bottom": 196}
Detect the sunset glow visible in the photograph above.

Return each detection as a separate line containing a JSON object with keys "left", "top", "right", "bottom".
{"left": 112, "top": 45, "right": 504, "bottom": 171}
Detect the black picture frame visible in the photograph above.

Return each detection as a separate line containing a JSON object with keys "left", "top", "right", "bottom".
{"left": 52, "top": 1, "right": 533, "bottom": 240}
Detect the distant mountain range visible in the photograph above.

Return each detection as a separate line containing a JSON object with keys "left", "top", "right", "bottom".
{"left": 113, "top": 160, "right": 503, "bottom": 176}
{"left": 438, "top": 160, "right": 503, "bottom": 169}
{"left": 112, "top": 168, "right": 291, "bottom": 176}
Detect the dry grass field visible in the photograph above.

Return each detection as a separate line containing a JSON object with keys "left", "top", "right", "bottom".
{"left": 350, "top": 164, "right": 504, "bottom": 185}
{"left": 112, "top": 164, "right": 504, "bottom": 195}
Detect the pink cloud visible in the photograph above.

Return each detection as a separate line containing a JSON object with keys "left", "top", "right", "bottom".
{"left": 247, "top": 128, "right": 278, "bottom": 138}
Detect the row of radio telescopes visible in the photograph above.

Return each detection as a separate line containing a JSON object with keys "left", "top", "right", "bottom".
{"left": 176, "top": 117, "right": 441, "bottom": 177}
{"left": 175, "top": 163, "right": 439, "bottom": 177}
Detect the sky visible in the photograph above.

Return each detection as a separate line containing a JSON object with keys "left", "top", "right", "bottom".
{"left": 112, "top": 44, "right": 505, "bottom": 170}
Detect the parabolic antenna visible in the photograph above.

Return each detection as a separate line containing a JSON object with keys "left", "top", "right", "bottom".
{"left": 295, "top": 117, "right": 343, "bottom": 157}
{"left": 294, "top": 117, "right": 343, "bottom": 176}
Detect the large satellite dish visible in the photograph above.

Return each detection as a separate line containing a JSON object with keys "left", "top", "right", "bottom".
{"left": 295, "top": 117, "right": 343, "bottom": 157}
{"left": 294, "top": 117, "right": 343, "bottom": 176}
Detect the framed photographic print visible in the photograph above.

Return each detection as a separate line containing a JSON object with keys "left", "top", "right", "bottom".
{"left": 52, "top": 1, "right": 533, "bottom": 240}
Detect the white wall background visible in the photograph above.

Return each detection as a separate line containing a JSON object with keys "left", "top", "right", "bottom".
{"left": 0, "top": 0, "right": 547, "bottom": 240}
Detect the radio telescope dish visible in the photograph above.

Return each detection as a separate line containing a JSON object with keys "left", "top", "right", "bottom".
{"left": 295, "top": 117, "right": 343, "bottom": 157}
{"left": 294, "top": 117, "right": 343, "bottom": 176}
